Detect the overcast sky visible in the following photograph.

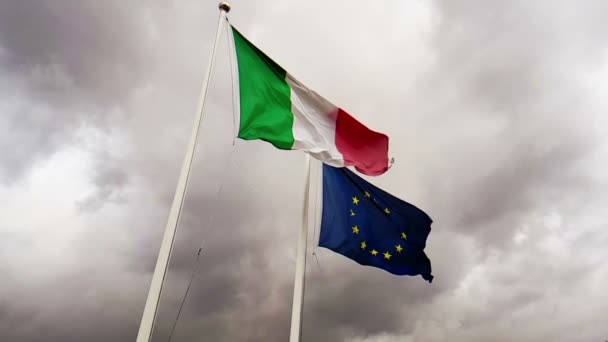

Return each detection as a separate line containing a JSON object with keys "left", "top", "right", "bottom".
{"left": 1, "top": 1, "right": 607, "bottom": 341}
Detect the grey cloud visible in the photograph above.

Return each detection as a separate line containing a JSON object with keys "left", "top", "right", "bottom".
{"left": 77, "top": 156, "right": 129, "bottom": 212}
{"left": 1, "top": 1, "right": 607, "bottom": 342}
{"left": 407, "top": 0, "right": 608, "bottom": 246}
{"left": 0, "top": 1, "right": 156, "bottom": 103}
{"left": 0, "top": 1, "right": 156, "bottom": 183}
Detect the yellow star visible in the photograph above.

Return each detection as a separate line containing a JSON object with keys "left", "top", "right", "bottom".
{"left": 352, "top": 226, "right": 360, "bottom": 234}
{"left": 384, "top": 208, "right": 391, "bottom": 214}
{"left": 364, "top": 191, "right": 371, "bottom": 198}
{"left": 401, "top": 232, "right": 407, "bottom": 240}
{"left": 395, "top": 244, "right": 403, "bottom": 253}
{"left": 360, "top": 241, "right": 367, "bottom": 250}
{"left": 370, "top": 249, "right": 378, "bottom": 256}
{"left": 350, "top": 209, "right": 356, "bottom": 216}
{"left": 352, "top": 196, "right": 360, "bottom": 205}
{"left": 383, "top": 251, "right": 392, "bottom": 260}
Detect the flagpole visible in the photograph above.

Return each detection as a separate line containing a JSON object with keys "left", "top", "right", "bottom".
{"left": 135, "top": 3, "right": 231, "bottom": 342}
{"left": 289, "top": 154, "right": 312, "bottom": 342}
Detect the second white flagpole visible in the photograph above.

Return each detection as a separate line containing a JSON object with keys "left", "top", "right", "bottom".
{"left": 135, "top": 3, "right": 231, "bottom": 342}
{"left": 289, "top": 154, "right": 313, "bottom": 342}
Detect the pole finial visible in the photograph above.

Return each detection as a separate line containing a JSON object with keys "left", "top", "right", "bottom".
{"left": 219, "top": 2, "right": 231, "bottom": 13}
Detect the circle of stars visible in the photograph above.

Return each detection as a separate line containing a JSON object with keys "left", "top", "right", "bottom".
{"left": 349, "top": 193, "right": 408, "bottom": 263}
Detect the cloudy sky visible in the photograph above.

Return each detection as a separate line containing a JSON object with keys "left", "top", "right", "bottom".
{"left": 1, "top": 1, "right": 607, "bottom": 341}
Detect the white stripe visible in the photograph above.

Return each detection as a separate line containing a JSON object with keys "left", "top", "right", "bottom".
{"left": 286, "top": 74, "right": 345, "bottom": 167}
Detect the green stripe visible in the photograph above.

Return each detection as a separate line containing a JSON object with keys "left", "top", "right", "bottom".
{"left": 232, "top": 27, "right": 294, "bottom": 149}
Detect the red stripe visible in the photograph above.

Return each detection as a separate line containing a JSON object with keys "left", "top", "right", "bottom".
{"left": 335, "top": 108, "right": 389, "bottom": 176}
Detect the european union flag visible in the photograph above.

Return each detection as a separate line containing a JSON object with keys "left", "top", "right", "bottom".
{"left": 319, "top": 164, "right": 434, "bottom": 282}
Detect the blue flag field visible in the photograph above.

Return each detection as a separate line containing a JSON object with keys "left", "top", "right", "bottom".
{"left": 319, "top": 164, "right": 434, "bottom": 283}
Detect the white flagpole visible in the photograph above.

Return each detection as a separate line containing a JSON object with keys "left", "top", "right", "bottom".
{"left": 289, "top": 154, "right": 312, "bottom": 342}
{"left": 135, "top": 3, "right": 231, "bottom": 342}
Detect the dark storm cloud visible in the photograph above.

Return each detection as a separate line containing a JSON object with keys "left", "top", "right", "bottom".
{"left": 0, "top": 1, "right": 157, "bottom": 182}
{"left": 1, "top": 1, "right": 607, "bottom": 342}
{"left": 0, "top": 1, "right": 154, "bottom": 103}
{"left": 412, "top": 0, "right": 608, "bottom": 244}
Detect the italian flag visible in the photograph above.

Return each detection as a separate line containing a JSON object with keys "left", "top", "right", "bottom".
{"left": 229, "top": 26, "right": 390, "bottom": 176}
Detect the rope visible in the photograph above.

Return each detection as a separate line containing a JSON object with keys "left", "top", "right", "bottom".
{"left": 168, "top": 16, "right": 241, "bottom": 342}
{"left": 167, "top": 136, "right": 237, "bottom": 342}
{"left": 313, "top": 252, "right": 323, "bottom": 274}
{"left": 167, "top": 246, "right": 203, "bottom": 342}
